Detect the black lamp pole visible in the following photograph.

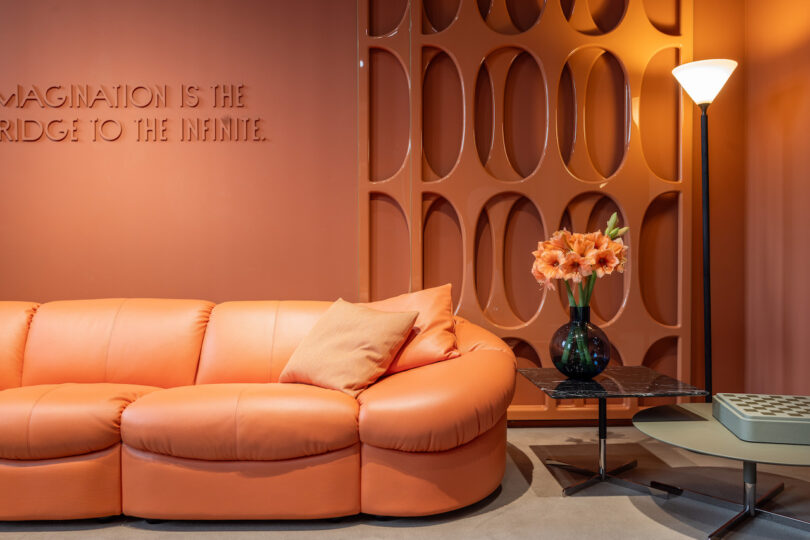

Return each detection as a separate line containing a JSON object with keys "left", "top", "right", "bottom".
{"left": 699, "top": 103, "right": 712, "bottom": 404}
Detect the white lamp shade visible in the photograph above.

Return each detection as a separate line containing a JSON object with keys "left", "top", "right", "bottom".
{"left": 672, "top": 59, "right": 737, "bottom": 105}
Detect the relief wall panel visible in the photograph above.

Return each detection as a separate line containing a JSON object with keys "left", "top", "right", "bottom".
{"left": 359, "top": 0, "right": 693, "bottom": 420}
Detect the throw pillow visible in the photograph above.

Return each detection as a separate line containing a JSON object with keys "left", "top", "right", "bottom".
{"left": 364, "top": 283, "right": 460, "bottom": 373}
{"left": 279, "top": 299, "right": 417, "bottom": 396}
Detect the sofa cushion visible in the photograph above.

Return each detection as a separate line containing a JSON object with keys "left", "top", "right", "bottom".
{"left": 364, "top": 284, "right": 460, "bottom": 374}
{"left": 22, "top": 299, "right": 214, "bottom": 388}
{"left": 279, "top": 299, "right": 417, "bottom": 396}
{"left": 195, "top": 301, "right": 331, "bottom": 384}
{"left": 0, "top": 383, "right": 159, "bottom": 460}
{"left": 0, "top": 302, "right": 38, "bottom": 390}
{"left": 121, "top": 383, "right": 359, "bottom": 461}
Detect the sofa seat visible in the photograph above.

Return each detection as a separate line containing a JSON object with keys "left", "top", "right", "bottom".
{"left": 122, "top": 383, "right": 359, "bottom": 461}
{"left": 0, "top": 383, "right": 158, "bottom": 460}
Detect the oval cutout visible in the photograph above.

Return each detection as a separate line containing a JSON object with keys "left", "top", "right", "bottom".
{"left": 586, "top": 196, "right": 627, "bottom": 322}
{"left": 641, "top": 47, "right": 680, "bottom": 181}
{"left": 423, "top": 49, "right": 464, "bottom": 180}
{"left": 556, "top": 62, "right": 575, "bottom": 166}
{"left": 423, "top": 195, "right": 463, "bottom": 307}
{"left": 643, "top": 0, "right": 679, "bottom": 35}
{"left": 562, "top": 0, "right": 627, "bottom": 35}
{"left": 507, "top": 0, "right": 545, "bottom": 32}
{"left": 504, "top": 197, "right": 544, "bottom": 322}
{"left": 557, "top": 193, "right": 628, "bottom": 322}
{"left": 640, "top": 192, "right": 679, "bottom": 325}
{"left": 589, "top": 0, "right": 627, "bottom": 33}
{"left": 475, "top": 63, "right": 494, "bottom": 169}
{"left": 639, "top": 337, "right": 679, "bottom": 406}
{"left": 370, "top": 194, "right": 410, "bottom": 300}
{"left": 423, "top": 0, "right": 460, "bottom": 33}
{"left": 504, "top": 52, "right": 547, "bottom": 178}
{"left": 479, "top": 0, "right": 544, "bottom": 34}
{"left": 370, "top": 49, "right": 410, "bottom": 182}
{"left": 475, "top": 208, "right": 494, "bottom": 313}
{"left": 369, "top": 0, "right": 408, "bottom": 37}
{"left": 585, "top": 50, "right": 628, "bottom": 179}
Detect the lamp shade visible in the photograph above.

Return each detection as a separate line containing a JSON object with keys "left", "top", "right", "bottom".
{"left": 672, "top": 59, "right": 737, "bottom": 105}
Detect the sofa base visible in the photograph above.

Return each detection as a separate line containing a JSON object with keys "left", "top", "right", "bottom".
{"left": 122, "top": 443, "right": 360, "bottom": 519}
{"left": 0, "top": 445, "right": 121, "bottom": 520}
{"left": 360, "top": 414, "right": 507, "bottom": 516}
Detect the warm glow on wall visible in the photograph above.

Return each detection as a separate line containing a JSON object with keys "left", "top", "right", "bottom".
{"left": 672, "top": 59, "right": 738, "bottom": 105}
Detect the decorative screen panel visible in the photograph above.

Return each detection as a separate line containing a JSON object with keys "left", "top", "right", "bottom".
{"left": 358, "top": 0, "right": 693, "bottom": 420}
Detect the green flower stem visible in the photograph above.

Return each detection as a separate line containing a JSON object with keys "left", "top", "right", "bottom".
{"left": 574, "top": 325, "right": 590, "bottom": 364}
{"left": 564, "top": 281, "right": 575, "bottom": 307}
{"left": 584, "top": 274, "right": 597, "bottom": 305}
{"left": 577, "top": 282, "right": 586, "bottom": 307}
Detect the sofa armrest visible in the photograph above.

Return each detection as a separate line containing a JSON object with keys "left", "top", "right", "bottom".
{"left": 357, "top": 345, "right": 516, "bottom": 453}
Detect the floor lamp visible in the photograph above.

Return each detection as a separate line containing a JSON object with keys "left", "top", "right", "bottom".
{"left": 672, "top": 59, "right": 737, "bottom": 403}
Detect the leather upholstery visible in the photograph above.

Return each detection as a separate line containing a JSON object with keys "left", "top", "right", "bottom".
{"left": 122, "top": 444, "right": 361, "bottom": 519}
{"left": 361, "top": 415, "right": 507, "bottom": 516}
{"left": 196, "top": 301, "right": 330, "bottom": 384}
{"left": 22, "top": 299, "right": 214, "bottom": 387}
{"left": 453, "top": 316, "right": 514, "bottom": 355}
{"left": 0, "top": 445, "right": 122, "bottom": 520}
{"left": 122, "top": 383, "right": 358, "bottom": 460}
{"left": 0, "top": 383, "right": 157, "bottom": 459}
{"left": 0, "top": 302, "right": 38, "bottom": 390}
{"left": 357, "top": 350, "right": 516, "bottom": 452}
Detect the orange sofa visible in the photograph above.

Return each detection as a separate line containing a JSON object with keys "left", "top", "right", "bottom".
{"left": 0, "top": 298, "right": 516, "bottom": 520}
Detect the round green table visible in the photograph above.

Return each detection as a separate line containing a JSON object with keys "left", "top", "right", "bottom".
{"left": 634, "top": 403, "right": 810, "bottom": 539}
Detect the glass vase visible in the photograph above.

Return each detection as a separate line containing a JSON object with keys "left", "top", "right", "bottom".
{"left": 550, "top": 306, "right": 610, "bottom": 380}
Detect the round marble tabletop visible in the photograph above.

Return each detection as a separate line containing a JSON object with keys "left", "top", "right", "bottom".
{"left": 633, "top": 403, "right": 810, "bottom": 467}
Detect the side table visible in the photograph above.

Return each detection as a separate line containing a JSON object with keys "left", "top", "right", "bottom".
{"left": 518, "top": 366, "right": 707, "bottom": 496}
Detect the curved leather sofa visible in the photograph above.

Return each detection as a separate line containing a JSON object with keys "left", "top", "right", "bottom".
{"left": 0, "top": 299, "right": 516, "bottom": 520}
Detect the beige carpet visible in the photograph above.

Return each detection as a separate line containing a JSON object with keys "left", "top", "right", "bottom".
{"left": 1, "top": 426, "right": 808, "bottom": 539}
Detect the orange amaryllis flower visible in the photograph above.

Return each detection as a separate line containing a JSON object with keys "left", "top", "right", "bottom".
{"left": 589, "top": 248, "right": 619, "bottom": 278}
{"left": 535, "top": 249, "right": 566, "bottom": 280}
{"left": 543, "top": 229, "right": 571, "bottom": 251}
{"left": 569, "top": 233, "right": 594, "bottom": 257}
{"left": 586, "top": 231, "right": 610, "bottom": 251}
{"left": 532, "top": 259, "right": 557, "bottom": 291}
{"left": 560, "top": 252, "right": 591, "bottom": 282}
{"left": 608, "top": 238, "right": 628, "bottom": 271}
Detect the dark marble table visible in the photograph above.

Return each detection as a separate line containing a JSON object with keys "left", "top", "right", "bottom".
{"left": 518, "top": 366, "right": 708, "bottom": 496}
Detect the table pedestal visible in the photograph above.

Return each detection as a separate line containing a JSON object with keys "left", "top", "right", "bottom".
{"left": 649, "top": 461, "right": 810, "bottom": 539}
{"left": 545, "top": 398, "right": 637, "bottom": 496}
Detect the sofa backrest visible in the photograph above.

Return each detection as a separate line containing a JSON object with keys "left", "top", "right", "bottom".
{"left": 195, "top": 300, "right": 330, "bottom": 384}
{"left": 0, "top": 302, "right": 39, "bottom": 390}
{"left": 22, "top": 299, "right": 214, "bottom": 388}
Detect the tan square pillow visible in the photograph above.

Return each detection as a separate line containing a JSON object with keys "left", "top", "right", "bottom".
{"left": 279, "top": 299, "right": 417, "bottom": 396}
{"left": 364, "top": 283, "right": 460, "bottom": 374}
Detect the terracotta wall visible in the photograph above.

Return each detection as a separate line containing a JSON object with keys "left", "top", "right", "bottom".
{"left": 0, "top": 0, "right": 359, "bottom": 303}
{"left": 744, "top": 0, "right": 810, "bottom": 395}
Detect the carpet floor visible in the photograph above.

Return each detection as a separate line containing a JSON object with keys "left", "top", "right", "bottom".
{"left": 1, "top": 425, "right": 808, "bottom": 540}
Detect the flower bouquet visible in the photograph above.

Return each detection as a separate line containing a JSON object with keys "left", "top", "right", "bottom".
{"left": 531, "top": 213, "right": 629, "bottom": 379}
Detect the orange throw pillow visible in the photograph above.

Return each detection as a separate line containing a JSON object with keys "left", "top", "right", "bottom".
{"left": 279, "top": 299, "right": 417, "bottom": 397}
{"left": 365, "top": 284, "right": 460, "bottom": 373}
